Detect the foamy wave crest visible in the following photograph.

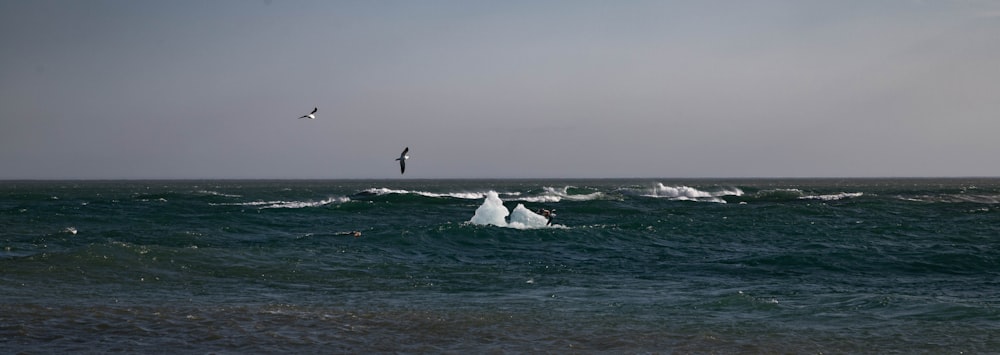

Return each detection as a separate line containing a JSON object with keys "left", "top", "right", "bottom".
{"left": 515, "top": 186, "right": 605, "bottom": 203}
{"left": 361, "top": 188, "right": 486, "bottom": 200}
{"left": 214, "top": 196, "right": 350, "bottom": 209}
{"left": 260, "top": 197, "right": 351, "bottom": 209}
{"left": 801, "top": 192, "right": 864, "bottom": 201}
{"left": 196, "top": 190, "right": 242, "bottom": 198}
{"left": 899, "top": 194, "right": 1000, "bottom": 204}
{"left": 749, "top": 189, "right": 863, "bottom": 202}
{"left": 631, "top": 183, "right": 743, "bottom": 203}
{"left": 470, "top": 191, "right": 560, "bottom": 229}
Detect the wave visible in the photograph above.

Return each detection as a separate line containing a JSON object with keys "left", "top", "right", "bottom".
{"left": 353, "top": 186, "right": 606, "bottom": 203}
{"left": 213, "top": 196, "right": 351, "bottom": 209}
{"left": 749, "top": 188, "right": 808, "bottom": 201}
{"left": 801, "top": 192, "right": 864, "bottom": 201}
{"left": 742, "top": 189, "right": 864, "bottom": 202}
{"left": 195, "top": 190, "right": 242, "bottom": 198}
{"left": 623, "top": 183, "right": 743, "bottom": 203}
{"left": 512, "top": 186, "right": 607, "bottom": 203}
{"left": 469, "top": 191, "right": 561, "bottom": 229}
{"left": 898, "top": 194, "right": 1000, "bottom": 204}
{"left": 357, "top": 188, "right": 486, "bottom": 200}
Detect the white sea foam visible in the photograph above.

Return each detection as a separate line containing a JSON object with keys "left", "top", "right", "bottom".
{"left": 514, "top": 186, "right": 605, "bottom": 203}
{"left": 138, "top": 198, "right": 168, "bottom": 203}
{"left": 361, "top": 187, "right": 592, "bottom": 202}
{"left": 469, "top": 191, "right": 558, "bottom": 229}
{"left": 196, "top": 190, "right": 242, "bottom": 198}
{"left": 362, "top": 187, "right": 408, "bottom": 196}
{"left": 753, "top": 189, "right": 863, "bottom": 201}
{"left": 261, "top": 197, "right": 350, "bottom": 209}
{"left": 360, "top": 186, "right": 607, "bottom": 202}
{"left": 515, "top": 195, "right": 563, "bottom": 203}
{"left": 801, "top": 192, "right": 864, "bottom": 201}
{"left": 634, "top": 183, "right": 743, "bottom": 203}
{"left": 898, "top": 194, "right": 1000, "bottom": 204}
{"left": 362, "top": 188, "right": 486, "bottom": 200}
{"left": 214, "top": 196, "right": 350, "bottom": 209}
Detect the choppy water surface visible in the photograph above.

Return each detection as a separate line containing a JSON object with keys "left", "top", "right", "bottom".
{"left": 2, "top": 179, "right": 998, "bottom": 352}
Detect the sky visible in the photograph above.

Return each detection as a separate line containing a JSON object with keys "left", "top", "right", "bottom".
{"left": 2, "top": 0, "right": 999, "bottom": 179}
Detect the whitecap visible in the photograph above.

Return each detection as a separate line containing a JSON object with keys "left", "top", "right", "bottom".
{"left": 361, "top": 187, "right": 486, "bottom": 200}
{"left": 260, "top": 196, "right": 351, "bottom": 209}
{"left": 898, "top": 194, "right": 1000, "bottom": 204}
{"left": 515, "top": 195, "right": 563, "bottom": 203}
{"left": 630, "top": 183, "right": 743, "bottom": 203}
{"left": 213, "top": 196, "right": 351, "bottom": 209}
{"left": 262, "top": 197, "right": 349, "bottom": 209}
{"left": 436, "top": 191, "right": 488, "bottom": 200}
{"left": 515, "top": 186, "right": 605, "bottom": 203}
{"left": 801, "top": 192, "right": 864, "bottom": 201}
{"left": 196, "top": 190, "right": 242, "bottom": 198}
{"left": 361, "top": 187, "right": 408, "bottom": 196}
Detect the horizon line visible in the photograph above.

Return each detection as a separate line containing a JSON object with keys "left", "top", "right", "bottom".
{"left": 3, "top": 176, "right": 1000, "bottom": 182}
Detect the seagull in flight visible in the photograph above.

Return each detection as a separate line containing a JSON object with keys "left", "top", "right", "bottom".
{"left": 299, "top": 107, "right": 317, "bottom": 119}
{"left": 395, "top": 147, "right": 409, "bottom": 174}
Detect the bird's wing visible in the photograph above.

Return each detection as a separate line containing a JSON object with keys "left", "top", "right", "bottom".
{"left": 310, "top": 107, "right": 318, "bottom": 114}
{"left": 400, "top": 160, "right": 406, "bottom": 174}
{"left": 402, "top": 147, "right": 409, "bottom": 155}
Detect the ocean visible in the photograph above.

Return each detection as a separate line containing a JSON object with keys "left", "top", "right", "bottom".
{"left": 2, "top": 179, "right": 998, "bottom": 353}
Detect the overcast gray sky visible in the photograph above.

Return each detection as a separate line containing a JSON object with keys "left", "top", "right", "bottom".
{"left": 2, "top": 0, "right": 998, "bottom": 179}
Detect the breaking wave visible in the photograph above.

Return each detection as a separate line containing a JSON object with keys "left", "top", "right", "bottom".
{"left": 624, "top": 183, "right": 744, "bottom": 203}
{"left": 358, "top": 188, "right": 486, "bottom": 200}
{"left": 213, "top": 196, "right": 351, "bottom": 209}
{"left": 356, "top": 186, "right": 606, "bottom": 203}
{"left": 802, "top": 192, "right": 864, "bottom": 201}
{"left": 195, "top": 190, "right": 242, "bottom": 198}
{"left": 748, "top": 189, "right": 864, "bottom": 202}
{"left": 898, "top": 194, "right": 1000, "bottom": 204}
{"left": 513, "top": 186, "right": 606, "bottom": 203}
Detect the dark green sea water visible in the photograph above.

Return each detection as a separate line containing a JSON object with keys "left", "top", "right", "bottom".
{"left": 2, "top": 179, "right": 999, "bottom": 353}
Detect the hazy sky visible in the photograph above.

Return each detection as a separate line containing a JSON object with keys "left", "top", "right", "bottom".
{"left": 2, "top": 0, "right": 999, "bottom": 179}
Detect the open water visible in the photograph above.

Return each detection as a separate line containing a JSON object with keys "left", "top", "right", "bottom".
{"left": 2, "top": 179, "right": 998, "bottom": 353}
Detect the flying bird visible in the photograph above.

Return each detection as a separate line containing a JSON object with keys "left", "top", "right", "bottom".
{"left": 299, "top": 107, "right": 318, "bottom": 119}
{"left": 395, "top": 147, "right": 409, "bottom": 174}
